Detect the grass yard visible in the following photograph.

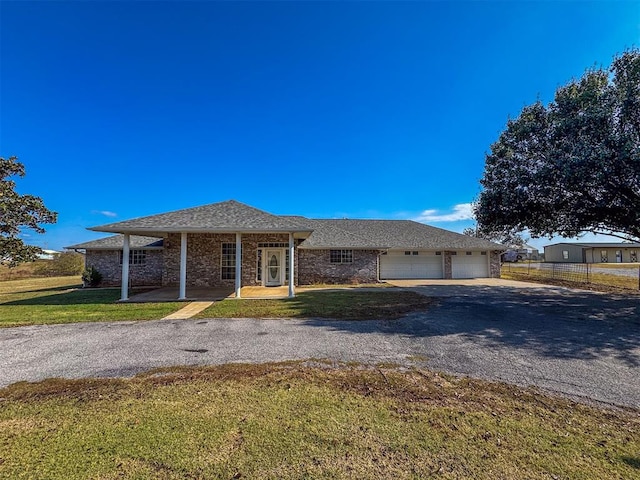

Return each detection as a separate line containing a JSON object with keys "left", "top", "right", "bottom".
{"left": 502, "top": 262, "right": 640, "bottom": 292}
{"left": 502, "top": 270, "right": 640, "bottom": 292}
{"left": 0, "top": 260, "right": 49, "bottom": 281}
{"left": 0, "top": 276, "right": 183, "bottom": 327}
{"left": 0, "top": 277, "right": 431, "bottom": 327}
{"left": 196, "top": 290, "right": 433, "bottom": 320}
{"left": 0, "top": 362, "right": 638, "bottom": 479}
{"left": 590, "top": 263, "right": 640, "bottom": 270}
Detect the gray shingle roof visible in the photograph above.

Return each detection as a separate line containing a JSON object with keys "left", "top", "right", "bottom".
{"left": 299, "top": 219, "right": 504, "bottom": 250}
{"left": 295, "top": 219, "right": 383, "bottom": 249}
{"left": 90, "top": 200, "right": 312, "bottom": 235}
{"left": 66, "top": 235, "right": 163, "bottom": 250}
{"left": 81, "top": 200, "right": 502, "bottom": 250}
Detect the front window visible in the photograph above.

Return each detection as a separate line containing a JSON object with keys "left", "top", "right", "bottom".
{"left": 221, "top": 243, "right": 236, "bottom": 280}
{"left": 119, "top": 250, "right": 147, "bottom": 266}
{"left": 631, "top": 251, "right": 638, "bottom": 262}
{"left": 601, "top": 250, "right": 608, "bottom": 263}
{"left": 562, "top": 250, "right": 569, "bottom": 260}
{"left": 330, "top": 249, "right": 353, "bottom": 264}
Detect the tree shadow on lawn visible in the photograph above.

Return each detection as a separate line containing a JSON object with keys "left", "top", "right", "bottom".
{"left": 0, "top": 284, "right": 83, "bottom": 296}
{"left": 2, "top": 288, "right": 121, "bottom": 306}
{"left": 283, "top": 290, "right": 432, "bottom": 320}
{"left": 300, "top": 285, "right": 640, "bottom": 367}
{"left": 622, "top": 456, "right": 640, "bottom": 470}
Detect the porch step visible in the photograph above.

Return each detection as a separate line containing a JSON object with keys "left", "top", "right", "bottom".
{"left": 162, "top": 301, "right": 214, "bottom": 320}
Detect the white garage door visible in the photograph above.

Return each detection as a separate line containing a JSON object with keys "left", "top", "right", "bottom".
{"left": 380, "top": 251, "right": 443, "bottom": 279}
{"left": 452, "top": 252, "right": 489, "bottom": 278}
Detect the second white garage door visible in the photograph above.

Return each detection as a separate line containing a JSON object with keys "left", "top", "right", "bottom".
{"left": 451, "top": 252, "right": 489, "bottom": 278}
{"left": 379, "top": 251, "right": 443, "bottom": 279}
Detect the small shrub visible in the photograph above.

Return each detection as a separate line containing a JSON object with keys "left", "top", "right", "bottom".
{"left": 82, "top": 266, "right": 103, "bottom": 287}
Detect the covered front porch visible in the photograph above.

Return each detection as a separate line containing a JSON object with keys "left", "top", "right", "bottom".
{"left": 119, "top": 231, "right": 301, "bottom": 301}
{"left": 124, "top": 285, "right": 292, "bottom": 302}
{"left": 88, "top": 200, "right": 313, "bottom": 301}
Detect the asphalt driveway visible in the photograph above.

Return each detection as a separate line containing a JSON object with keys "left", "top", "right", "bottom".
{"left": 1, "top": 279, "right": 639, "bottom": 408}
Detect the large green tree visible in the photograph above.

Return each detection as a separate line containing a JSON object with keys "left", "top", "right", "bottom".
{"left": 475, "top": 50, "right": 640, "bottom": 242}
{"left": 462, "top": 226, "right": 526, "bottom": 247}
{"left": 0, "top": 156, "right": 57, "bottom": 265}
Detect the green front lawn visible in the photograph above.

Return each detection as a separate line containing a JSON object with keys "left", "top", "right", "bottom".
{"left": 196, "top": 290, "right": 433, "bottom": 320}
{"left": 0, "top": 276, "right": 183, "bottom": 327}
{"left": 1, "top": 363, "right": 638, "bottom": 479}
{"left": 0, "top": 277, "right": 432, "bottom": 327}
{"left": 501, "top": 270, "right": 640, "bottom": 291}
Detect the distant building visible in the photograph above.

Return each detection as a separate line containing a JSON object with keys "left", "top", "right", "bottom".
{"left": 519, "top": 244, "right": 540, "bottom": 261}
{"left": 501, "top": 244, "right": 540, "bottom": 262}
{"left": 544, "top": 242, "right": 640, "bottom": 263}
{"left": 36, "top": 249, "right": 60, "bottom": 260}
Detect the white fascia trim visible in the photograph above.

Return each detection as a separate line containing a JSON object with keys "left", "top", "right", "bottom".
{"left": 89, "top": 227, "right": 313, "bottom": 234}
{"left": 80, "top": 247, "right": 164, "bottom": 251}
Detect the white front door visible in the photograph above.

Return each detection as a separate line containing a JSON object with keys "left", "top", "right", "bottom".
{"left": 265, "top": 250, "right": 283, "bottom": 286}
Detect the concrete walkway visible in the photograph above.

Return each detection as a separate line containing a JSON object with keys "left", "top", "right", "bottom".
{"left": 127, "top": 285, "right": 290, "bottom": 302}
{"left": 127, "top": 284, "right": 386, "bottom": 302}
{"left": 162, "top": 301, "right": 214, "bottom": 320}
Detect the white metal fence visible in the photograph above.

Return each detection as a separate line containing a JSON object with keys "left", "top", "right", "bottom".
{"left": 502, "top": 262, "right": 640, "bottom": 290}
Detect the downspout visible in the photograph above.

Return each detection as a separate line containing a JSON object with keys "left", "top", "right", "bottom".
{"left": 377, "top": 248, "right": 390, "bottom": 282}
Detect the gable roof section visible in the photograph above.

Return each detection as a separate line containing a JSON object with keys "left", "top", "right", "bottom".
{"left": 83, "top": 200, "right": 502, "bottom": 250}
{"left": 66, "top": 235, "right": 163, "bottom": 250}
{"left": 90, "top": 200, "right": 312, "bottom": 236}
{"left": 294, "top": 219, "right": 383, "bottom": 249}
{"left": 299, "top": 219, "right": 504, "bottom": 250}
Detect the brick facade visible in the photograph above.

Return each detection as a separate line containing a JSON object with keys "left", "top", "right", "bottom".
{"left": 87, "top": 239, "right": 500, "bottom": 287}
{"left": 490, "top": 251, "right": 501, "bottom": 278}
{"left": 297, "top": 249, "right": 379, "bottom": 284}
{"left": 85, "top": 249, "right": 163, "bottom": 287}
{"left": 162, "top": 233, "right": 294, "bottom": 287}
{"left": 443, "top": 251, "right": 453, "bottom": 279}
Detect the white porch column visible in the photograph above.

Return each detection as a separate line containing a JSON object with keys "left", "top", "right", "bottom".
{"left": 179, "top": 232, "right": 187, "bottom": 300}
{"left": 120, "top": 233, "right": 130, "bottom": 301}
{"left": 288, "top": 232, "right": 295, "bottom": 298}
{"left": 235, "top": 232, "right": 242, "bottom": 298}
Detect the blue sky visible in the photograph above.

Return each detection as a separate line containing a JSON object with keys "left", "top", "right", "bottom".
{"left": 1, "top": 1, "right": 638, "bottom": 251}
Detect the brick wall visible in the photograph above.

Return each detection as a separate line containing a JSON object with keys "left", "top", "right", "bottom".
{"left": 297, "top": 249, "right": 379, "bottom": 284}
{"left": 490, "top": 251, "right": 501, "bottom": 278}
{"left": 85, "top": 249, "right": 163, "bottom": 287}
{"left": 443, "top": 251, "right": 453, "bottom": 279}
{"left": 163, "top": 232, "right": 293, "bottom": 287}
{"left": 87, "top": 242, "right": 499, "bottom": 287}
